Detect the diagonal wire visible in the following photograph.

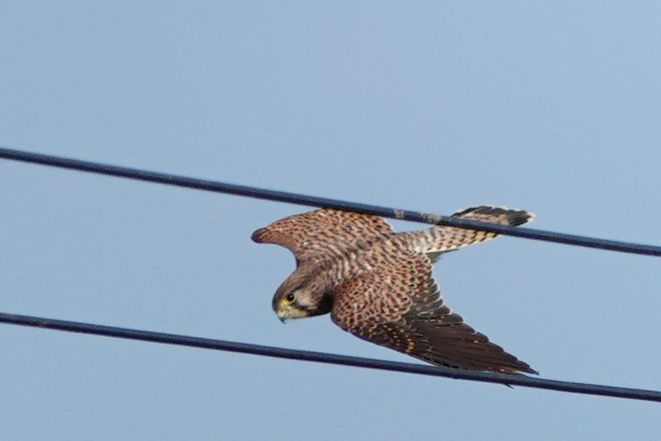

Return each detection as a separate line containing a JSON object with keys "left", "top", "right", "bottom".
{"left": 0, "top": 146, "right": 659, "bottom": 257}
{"left": 1, "top": 311, "right": 660, "bottom": 403}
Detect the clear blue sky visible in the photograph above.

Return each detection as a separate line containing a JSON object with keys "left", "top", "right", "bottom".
{"left": 1, "top": 2, "right": 660, "bottom": 440}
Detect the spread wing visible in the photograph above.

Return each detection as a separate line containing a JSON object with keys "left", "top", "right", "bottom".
{"left": 331, "top": 253, "right": 537, "bottom": 374}
{"left": 251, "top": 209, "right": 393, "bottom": 265}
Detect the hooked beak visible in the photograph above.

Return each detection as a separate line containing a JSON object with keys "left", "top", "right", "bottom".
{"left": 276, "top": 310, "right": 288, "bottom": 324}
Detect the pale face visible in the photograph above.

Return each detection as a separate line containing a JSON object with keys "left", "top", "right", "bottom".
{"left": 272, "top": 270, "right": 334, "bottom": 322}
{"left": 274, "top": 292, "right": 311, "bottom": 322}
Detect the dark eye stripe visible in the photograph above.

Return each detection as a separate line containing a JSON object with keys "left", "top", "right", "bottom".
{"left": 294, "top": 299, "right": 319, "bottom": 313}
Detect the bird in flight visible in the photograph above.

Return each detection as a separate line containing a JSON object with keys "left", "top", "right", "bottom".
{"left": 252, "top": 206, "right": 536, "bottom": 374}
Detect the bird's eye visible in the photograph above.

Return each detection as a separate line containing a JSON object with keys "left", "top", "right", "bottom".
{"left": 285, "top": 293, "right": 295, "bottom": 303}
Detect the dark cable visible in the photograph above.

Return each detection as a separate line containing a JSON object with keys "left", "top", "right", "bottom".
{"left": 0, "top": 311, "right": 659, "bottom": 403}
{"left": 0, "top": 146, "right": 659, "bottom": 257}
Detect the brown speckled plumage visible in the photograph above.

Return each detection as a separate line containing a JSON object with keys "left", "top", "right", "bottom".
{"left": 252, "top": 206, "right": 537, "bottom": 375}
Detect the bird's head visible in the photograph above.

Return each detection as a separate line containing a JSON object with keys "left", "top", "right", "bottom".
{"left": 272, "top": 270, "right": 331, "bottom": 323}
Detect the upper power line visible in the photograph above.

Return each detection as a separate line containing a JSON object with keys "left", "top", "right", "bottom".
{"left": 0, "top": 146, "right": 659, "bottom": 257}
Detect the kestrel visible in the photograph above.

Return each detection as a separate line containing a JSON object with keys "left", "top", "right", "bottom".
{"left": 252, "top": 206, "right": 537, "bottom": 374}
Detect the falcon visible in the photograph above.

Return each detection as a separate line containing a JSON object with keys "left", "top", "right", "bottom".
{"left": 252, "top": 206, "right": 537, "bottom": 374}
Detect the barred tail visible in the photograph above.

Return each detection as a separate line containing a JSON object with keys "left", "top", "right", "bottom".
{"left": 452, "top": 205, "right": 534, "bottom": 227}
{"left": 409, "top": 206, "right": 534, "bottom": 260}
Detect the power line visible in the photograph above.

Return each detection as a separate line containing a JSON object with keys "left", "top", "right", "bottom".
{"left": 1, "top": 311, "right": 659, "bottom": 403}
{"left": 1, "top": 146, "right": 659, "bottom": 257}
{"left": 0, "top": 146, "right": 659, "bottom": 403}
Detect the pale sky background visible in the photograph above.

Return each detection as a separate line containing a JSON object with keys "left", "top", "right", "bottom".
{"left": 1, "top": 2, "right": 660, "bottom": 440}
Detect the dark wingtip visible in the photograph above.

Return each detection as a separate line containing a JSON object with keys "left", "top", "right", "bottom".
{"left": 519, "top": 364, "right": 539, "bottom": 375}
{"left": 251, "top": 228, "right": 267, "bottom": 243}
{"left": 510, "top": 358, "right": 539, "bottom": 375}
{"left": 496, "top": 362, "right": 538, "bottom": 376}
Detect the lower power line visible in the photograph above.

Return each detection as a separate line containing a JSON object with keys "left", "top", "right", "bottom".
{"left": 0, "top": 311, "right": 659, "bottom": 403}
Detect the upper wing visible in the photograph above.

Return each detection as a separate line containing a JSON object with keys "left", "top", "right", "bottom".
{"left": 251, "top": 209, "right": 393, "bottom": 265}
{"left": 331, "top": 253, "right": 537, "bottom": 374}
